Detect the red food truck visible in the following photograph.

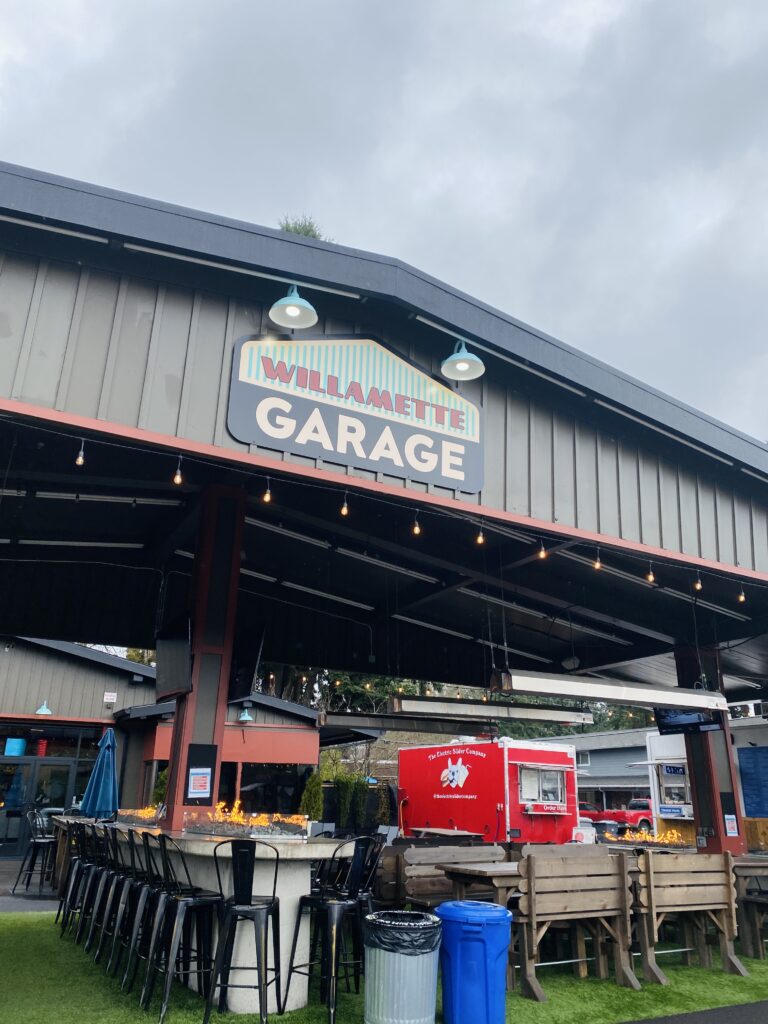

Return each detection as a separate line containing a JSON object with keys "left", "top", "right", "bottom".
{"left": 398, "top": 737, "right": 578, "bottom": 844}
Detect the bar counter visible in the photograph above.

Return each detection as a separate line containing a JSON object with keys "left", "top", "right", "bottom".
{"left": 53, "top": 818, "right": 347, "bottom": 1014}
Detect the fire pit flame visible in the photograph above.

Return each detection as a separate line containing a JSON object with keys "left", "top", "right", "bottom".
{"left": 604, "top": 827, "right": 686, "bottom": 846}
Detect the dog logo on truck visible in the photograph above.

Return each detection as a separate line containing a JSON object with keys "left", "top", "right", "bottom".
{"left": 440, "top": 757, "right": 469, "bottom": 789}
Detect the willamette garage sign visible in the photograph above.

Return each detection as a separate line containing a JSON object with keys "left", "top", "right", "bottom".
{"left": 228, "top": 335, "right": 483, "bottom": 491}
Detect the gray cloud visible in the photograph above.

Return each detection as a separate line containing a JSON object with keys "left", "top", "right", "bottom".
{"left": 1, "top": 1, "right": 766, "bottom": 439}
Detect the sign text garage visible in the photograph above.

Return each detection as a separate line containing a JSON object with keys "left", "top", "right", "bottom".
{"left": 227, "top": 335, "right": 483, "bottom": 491}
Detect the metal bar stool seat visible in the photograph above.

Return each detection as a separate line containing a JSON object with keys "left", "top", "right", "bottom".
{"left": 285, "top": 836, "right": 376, "bottom": 1024}
{"left": 120, "top": 830, "right": 169, "bottom": 995}
{"left": 203, "top": 839, "right": 283, "bottom": 1024}
{"left": 140, "top": 833, "right": 223, "bottom": 1024}
{"left": 59, "top": 822, "right": 97, "bottom": 936}
{"left": 11, "top": 809, "right": 56, "bottom": 895}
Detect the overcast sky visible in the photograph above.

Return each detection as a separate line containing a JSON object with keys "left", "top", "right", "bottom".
{"left": 1, "top": 1, "right": 767, "bottom": 440}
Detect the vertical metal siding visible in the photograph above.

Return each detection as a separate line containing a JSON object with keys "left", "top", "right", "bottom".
{"left": 0, "top": 642, "right": 155, "bottom": 718}
{"left": 1, "top": 248, "right": 767, "bottom": 573}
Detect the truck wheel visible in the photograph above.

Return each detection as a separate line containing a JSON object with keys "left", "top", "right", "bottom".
{"left": 638, "top": 819, "right": 651, "bottom": 832}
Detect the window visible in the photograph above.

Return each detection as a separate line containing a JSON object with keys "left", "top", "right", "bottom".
{"left": 576, "top": 751, "right": 590, "bottom": 767}
{"left": 519, "top": 768, "right": 540, "bottom": 802}
{"left": 519, "top": 767, "right": 565, "bottom": 804}
{"left": 540, "top": 770, "right": 564, "bottom": 803}
{"left": 238, "top": 763, "right": 314, "bottom": 814}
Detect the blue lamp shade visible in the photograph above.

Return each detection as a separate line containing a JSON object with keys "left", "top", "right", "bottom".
{"left": 440, "top": 340, "right": 485, "bottom": 381}
{"left": 269, "top": 285, "right": 318, "bottom": 329}
{"left": 238, "top": 706, "right": 254, "bottom": 723}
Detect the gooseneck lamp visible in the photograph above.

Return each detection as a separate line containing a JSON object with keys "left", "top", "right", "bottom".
{"left": 440, "top": 339, "right": 485, "bottom": 381}
{"left": 269, "top": 284, "right": 318, "bottom": 329}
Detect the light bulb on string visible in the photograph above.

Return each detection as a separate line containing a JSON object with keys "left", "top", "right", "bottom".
{"left": 538, "top": 541, "right": 547, "bottom": 560}
{"left": 172, "top": 456, "right": 183, "bottom": 486}
{"left": 476, "top": 524, "right": 485, "bottom": 545}
{"left": 694, "top": 572, "right": 703, "bottom": 592}
{"left": 335, "top": 679, "right": 341, "bottom": 687}
{"left": 646, "top": 563, "right": 655, "bottom": 584}
{"left": 263, "top": 478, "right": 272, "bottom": 503}
{"left": 593, "top": 548, "right": 602, "bottom": 570}
{"left": 75, "top": 440, "right": 85, "bottom": 468}
{"left": 738, "top": 587, "right": 746, "bottom": 604}
{"left": 365, "top": 682, "right": 371, "bottom": 690}
{"left": 340, "top": 492, "right": 349, "bottom": 517}
{"left": 412, "top": 513, "right": 421, "bottom": 537}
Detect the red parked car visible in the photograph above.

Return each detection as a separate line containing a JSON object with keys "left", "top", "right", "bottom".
{"left": 578, "top": 798, "right": 653, "bottom": 832}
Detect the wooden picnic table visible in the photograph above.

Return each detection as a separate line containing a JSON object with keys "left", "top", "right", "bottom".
{"left": 438, "top": 861, "right": 521, "bottom": 988}
{"left": 437, "top": 860, "right": 521, "bottom": 903}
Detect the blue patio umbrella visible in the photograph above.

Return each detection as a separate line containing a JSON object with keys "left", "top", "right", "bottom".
{"left": 80, "top": 727, "right": 119, "bottom": 819}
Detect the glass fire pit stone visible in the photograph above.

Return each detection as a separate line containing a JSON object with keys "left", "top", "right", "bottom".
{"left": 117, "top": 806, "right": 165, "bottom": 826}
{"left": 182, "top": 804, "right": 308, "bottom": 840}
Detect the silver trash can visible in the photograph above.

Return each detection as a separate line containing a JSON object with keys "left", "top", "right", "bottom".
{"left": 363, "top": 910, "right": 442, "bottom": 1024}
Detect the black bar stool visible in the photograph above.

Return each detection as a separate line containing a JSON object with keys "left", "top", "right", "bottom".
{"left": 11, "top": 809, "right": 56, "bottom": 894}
{"left": 107, "top": 827, "right": 151, "bottom": 977}
{"left": 92, "top": 826, "right": 132, "bottom": 964}
{"left": 285, "top": 835, "right": 375, "bottom": 1024}
{"left": 120, "top": 830, "right": 169, "bottom": 995}
{"left": 203, "top": 839, "right": 282, "bottom": 1024}
{"left": 75, "top": 824, "right": 111, "bottom": 946}
{"left": 140, "top": 833, "right": 223, "bottom": 1024}
{"left": 59, "top": 822, "right": 97, "bottom": 936}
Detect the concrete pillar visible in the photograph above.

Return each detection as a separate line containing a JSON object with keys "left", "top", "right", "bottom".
{"left": 674, "top": 646, "right": 746, "bottom": 855}
{"left": 164, "top": 486, "right": 245, "bottom": 831}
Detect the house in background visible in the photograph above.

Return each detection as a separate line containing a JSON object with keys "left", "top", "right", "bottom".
{"left": 0, "top": 636, "right": 154, "bottom": 856}
{"left": 0, "top": 637, "right": 376, "bottom": 859}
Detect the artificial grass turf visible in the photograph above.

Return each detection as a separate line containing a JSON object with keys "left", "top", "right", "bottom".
{"left": 1, "top": 913, "right": 767, "bottom": 1024}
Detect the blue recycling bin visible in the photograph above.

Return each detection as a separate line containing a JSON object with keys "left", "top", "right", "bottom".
{"left": 435, "top": 901, "right": 512, "bottom": 1024}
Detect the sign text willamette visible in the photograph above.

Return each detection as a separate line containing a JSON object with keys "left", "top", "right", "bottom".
{"left": 227, "top": 336, "right": 483, "bottom": 491}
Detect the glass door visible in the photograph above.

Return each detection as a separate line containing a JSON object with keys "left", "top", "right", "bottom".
{"left": 30, "top": 760, "right": 74, "bottom": 834}
{"left": 0, "top": 760, "right": 33, "bottom": 856}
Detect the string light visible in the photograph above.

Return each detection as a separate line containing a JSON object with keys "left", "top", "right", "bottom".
{"left": 263, "top": 477, "right": 272, "bottom": 503}
{"left": 738, "top": 587, "right": 746, "bottom": 604}
{"left": 335, "top": 679, "right": 341, "bottom": 687}
{"left": 456, "top": 690, "right": 462, "bottom": 699}
{"left": 301, "top": 675, "right": 307, "bottom": 683}
{"left": 694, "top": 573, "right": 703, "bottom": 592}
{"left": 172, "top": 456, "right": 183, "bottom": 486}
{"left": 412, "top": 513, "right": 421, "bottom": 536}
{"left": 340, "top": 492, "right": 349, "bottom": 517}
{"left": 538, "top": 542, "right": 547, "bottom": 560}
{"left": 75, "top": 440, "right": 85, "bottom": 468}
{"left": 593, "top": 548, "right": 602, "bottom": 570}
{"left": 476, "top": 525, "right": 485, "bottom": 545}
{"left": 398, "top": 686, "right": 404, "bottom": 694}
{"left": 481, "top": 694, "right": 488, "bottom": 703}
{"left": 646, "top": 563, "right": 655, "bottom": 584}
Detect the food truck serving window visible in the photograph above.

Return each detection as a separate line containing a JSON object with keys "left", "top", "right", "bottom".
{"left": 519, "top": 766, "right": 565, "bottom": 804}
{"left": 657, "top": 763, "right": 690, "bottom": 805}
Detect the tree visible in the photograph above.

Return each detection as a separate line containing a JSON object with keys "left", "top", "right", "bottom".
{"left": 279, "top": 214, "right": 326, "bottom": 240}
{"left": 126, "top": 648, "right": 155, "bottom": 667}
{"left": 298, "top": 770, "right": 324, "bottom": 821}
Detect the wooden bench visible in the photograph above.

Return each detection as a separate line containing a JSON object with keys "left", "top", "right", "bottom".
{"left": 734, "top": 859, "right": 768, "bottom": 960}
{"left": 634, "top": 851, "right": 747, "bottom": 982}
{"left": 514, "top": 847, "right": 640, "bottom": 1002}
{"left": 375, "top": 843, "right": 506, "bottom": 909}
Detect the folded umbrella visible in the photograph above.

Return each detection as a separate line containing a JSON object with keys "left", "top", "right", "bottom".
{"left": 80, "top": 727, "right": 119, "bottom": 819}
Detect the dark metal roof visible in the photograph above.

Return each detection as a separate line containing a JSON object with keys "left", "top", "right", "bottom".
{"left": 2, "top": 160, "right": 768, "bottom": 477}
{"left": 113, "top": 700, "right": 175, "bottom": 722}
{"left": 19, "top": 636, "right": 156, "bottom": 679}
{"left": 229, "top": 691, "right": 318, "bottom": 723}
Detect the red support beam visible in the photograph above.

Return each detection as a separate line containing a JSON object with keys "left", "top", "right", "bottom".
{"left": 675, "top": 646, "right": 746, "bottom": 855}
{"left": 164, "top": 486, "right": 245, "bottom": 831}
